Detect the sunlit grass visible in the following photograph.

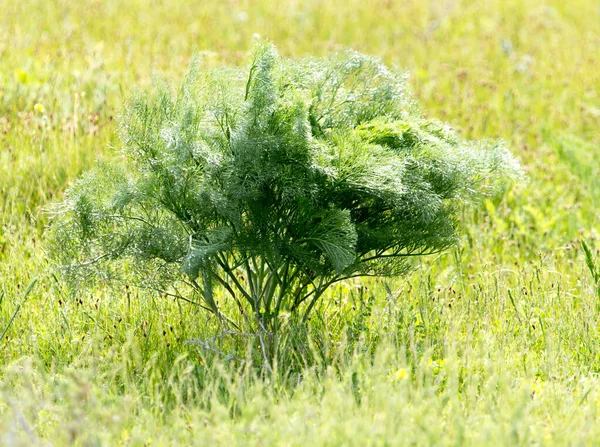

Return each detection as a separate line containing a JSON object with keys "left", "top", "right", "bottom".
{"left": 1, "top": 0, "right": 600, "bottom": 445}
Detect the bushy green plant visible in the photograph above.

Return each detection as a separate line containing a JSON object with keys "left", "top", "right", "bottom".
{"left": 49, "top": 42, "right": 521, "bottom": 358}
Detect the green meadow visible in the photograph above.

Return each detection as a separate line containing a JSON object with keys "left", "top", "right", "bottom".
{"left": 1, "top": 0, "right": 600, "bottom": 445}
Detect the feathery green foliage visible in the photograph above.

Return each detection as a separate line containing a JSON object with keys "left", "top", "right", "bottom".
{"left": 49, "top": 42, "right": 521, "bottom": 358}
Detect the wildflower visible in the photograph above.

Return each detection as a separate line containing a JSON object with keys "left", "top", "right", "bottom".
{"left": 15, "top": 69, "right": 29, "bottom": 84}
{"left": 391, "top": 368, "right": 408, "bottom": 381}
{"left": 34, "top": 103, "right": 45, "bottom": 114}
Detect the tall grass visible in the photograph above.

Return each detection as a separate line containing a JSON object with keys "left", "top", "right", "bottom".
{"left": 1, "top": 0, "right": 600, "bottom": 445}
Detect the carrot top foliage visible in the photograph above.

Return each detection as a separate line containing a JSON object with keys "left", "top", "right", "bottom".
{"left": 49, "top": 42, "right": 521, "bottom": 356}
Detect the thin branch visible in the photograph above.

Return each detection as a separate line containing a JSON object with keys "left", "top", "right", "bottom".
{"left": 63, "top": 253, "right": 112, "bottom": 269}
{"left": 150, "top": 286, "right": 208, "bottom": 310}
{"left": 212, "top": 273, "right": 251, "bottom": 327}
{"left": 360, "top": 247, "right": 449, "bottom": 263}
{"left": 215, "top": 254, "right": 254, "bottom": 306}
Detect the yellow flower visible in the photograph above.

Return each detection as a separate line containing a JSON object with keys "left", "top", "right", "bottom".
{"left": 15, "top": 69, "right": 29, "bottom": 84}
{"left": 392, "top": 368, "right": 408, "bottom": 381}
{"left": 34, "top": 103, "right": 45, "bottom": 113}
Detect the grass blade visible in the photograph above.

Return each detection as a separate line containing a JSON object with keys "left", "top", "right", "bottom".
{"left": 582, "top": 240, "right": 598, "bottom": 281}
{"left": 582, "top": 240, "right": 600, "bottom": 300}
{"left": 0, "top": 279, "right": 37, "bottom": 342}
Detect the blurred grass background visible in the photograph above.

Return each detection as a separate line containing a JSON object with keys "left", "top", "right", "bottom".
{"left": 1, "top": 0, "right": 600, "bottom": 445}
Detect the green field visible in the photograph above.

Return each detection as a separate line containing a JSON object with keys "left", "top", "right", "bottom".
{"left": 2, "top": 0, "right": 600, "bottom": 445}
